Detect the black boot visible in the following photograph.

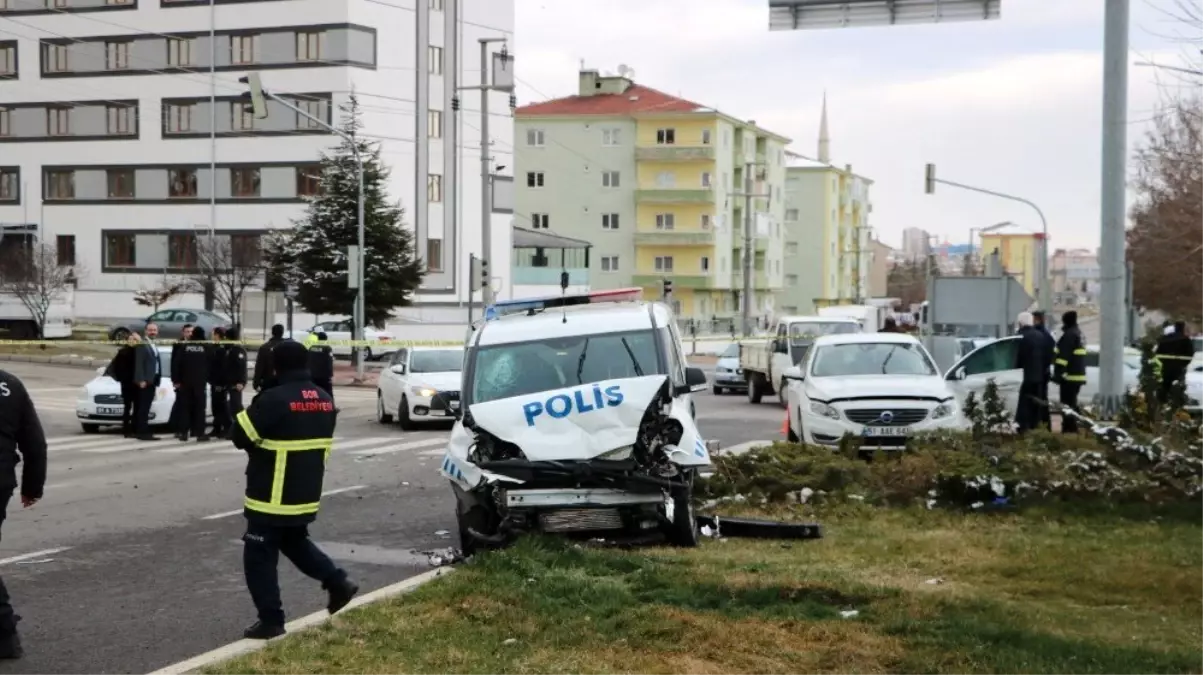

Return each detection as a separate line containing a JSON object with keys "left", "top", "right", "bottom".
{"left": 325, "top": 577, "right": 359, "bottom": 615}
{"left": 0, "top": 632, "right": 23, "bottom": 660}
{"left": 242, "top": 621, "right": 285, "bottom": 640}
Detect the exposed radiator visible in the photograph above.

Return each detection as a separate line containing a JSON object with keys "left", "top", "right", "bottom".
{"left": 538, "top": 508, "right": 624, "bottom": 532}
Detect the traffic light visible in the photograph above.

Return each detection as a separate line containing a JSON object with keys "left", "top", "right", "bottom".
{"left": 238, "top": 73, "right": 268, "bottom": 119}
{"left": 662, "top": 278, "right": 673, "bottom": 298}
{"left": 469, "top": 255, "right": 482, "bottom": 290}
{"left": 479, "top": 257, "right": 489, "bottom": 289}
{"left": 924, "top": 163, "right": 936, "bottom": 194}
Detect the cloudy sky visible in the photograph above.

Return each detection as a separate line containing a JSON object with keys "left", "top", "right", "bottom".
{"left": 512, "top": 0, "right": 1198, "bottom": 250}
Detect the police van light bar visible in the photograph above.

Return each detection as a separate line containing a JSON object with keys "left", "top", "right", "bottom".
{"left": 484, "top": 288, "right": 643, "bottom": 320}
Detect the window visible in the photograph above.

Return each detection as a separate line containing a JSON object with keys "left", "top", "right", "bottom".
{"left": 230, "top": 35, "right": 258, "bottom": 65}
{"left": 46, "top": 107, "right": 70, "bottom": 135}
{"left": 425, "top": 239, "right": 442, "bottom": 272}
{"left": 105, "top": 234, "right": 136, "bottom": 268}
{"left": 655, "top": 171, "right": 675, "bottom": 188}
{"left": 785, "top": 208, "right": 799, "bottom": 221}
{"left": 296, "top": 97, "right": 325, "bottom": 129}
{"left": 526, "top": 171, "right": 544, "bottom": 188}
{"left": 785, "top": 242, "right": 798, "bottom": 255}
{"left": 0, "top": 107, "right": 9, "bottom": 136}
{"left": 600, "top": 255, "right": 619, "bottom": 272}
{"left": 295, "top": 32, "right": 321, "bottom": 61}
{"left": 168, "top": 233, "right": 197, "bottom": 269}
{"left": 427, "top": 174, "right": 443, "bottom": 202}
{"left": 702, "top": 128, "right": 712, "bottom": 145}
{"left": 106, "top": 105, "right": 134, "bottom": 135}
{"left": 654, "top": 256, "right": 674, "bottom": 272}
{"left": 233, "top": 104, "right": 254, "bottom": 131}
{"left": 168, "top": 168, "right": 198, "bottom": 198}
{"left": 0, "top": 169, "right": 17, "bottom": 201}
{"left": 167, "top": 38, "right": 193, "bottom": 67}
{"left": 231, "top": 234, "right": 261, "bottom": 267}
{"left": 957, "top": 338, "right": 1020, "bottom": 377}
{"left": 525, "top": 128, "right": 544, "bottom": 146}
{"left": 105, "top": 41, "right": 130, "bottom": 70}
{"left": 602, "top": 213, "right": 619, "bottom": 230}
{"left": 602, "top": 171, "right": 620, "bottom": 188}
{"left": 701, "top": 214, "right": 711, "bottom": 230}
{"left": 428, "top": 109, "right": 442, "bottom": 138}
{"left": 701, "top": 172, "right": 711, "bottom": 188}
{"left": 106, "top": 169, "right": 134, "bottom": 198}
{"left": 296, "top": 165, "right": 321, "bottom": 196}
{"left": 164, "top": 103, "right": 193, "bottom": 133}
{"left": 655, "top": 214, "right": 674, "bottom": 230}
{"left": 811, "top": 342, "right": 937, "bottom": 378}
{"left": 0, "top": 44, "right": 14, "bottom": 76}
{"left": 428, "top": 45, "right": 443, "bottom": 74}
{"left": 231, "top": 167, "right": 261, "bottom": 197}
{"left": 701, "top": 256, "right": 710, "bottom": 273}
{"left": 429, "top": 0, "right": 444, "bottom": 9}
{"left": 786, "top": 274, "right": 798, "bottom": 287}
{"left": 656, "top": 128, "right": 675, "bottom": 145}
{"left": 45, "top": 170, "right": 73, "bottom": 199}
{"left": 44, "top": 43, "right": 69, "bottom": 72}
{"left": 56, "top": 235, "right": 76, "bottom": 266}
{"left": 530, "top": 213, "right": 549, "bottom": 229}
{"left": 602, "top": 128, "right": 620, "bottom": 146}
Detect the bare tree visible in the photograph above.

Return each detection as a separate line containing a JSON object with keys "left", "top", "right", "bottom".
{"left": 185, "top": 234, "right": 265, "bottom": 326}
{"left": 133, "top": 273, "right": 187, "bottom": 313}
{"left": 0, "top": 242, "right": 80, "bottom": 339}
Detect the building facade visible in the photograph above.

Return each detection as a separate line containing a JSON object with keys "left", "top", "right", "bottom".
{"left": 978, "top": 221, "right": 1045, "bottom": 300}
{"left": 514, "top": 69, "right": 790, "bottom": 325}
{"left": 0, "top": 0, "right": 514, "bottom": 322}
{"left": 868, "top": 237, "right": 892, "bottom": 297}
{"left": 900, "top": 226, "right": 931, "bottom": 262}
{"left": 1050, "top": 247, "right": 1100, "bottom": 304}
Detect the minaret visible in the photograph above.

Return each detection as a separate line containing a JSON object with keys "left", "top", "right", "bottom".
{"left": 817, "top": 91, "right": 830, "bottom": 164}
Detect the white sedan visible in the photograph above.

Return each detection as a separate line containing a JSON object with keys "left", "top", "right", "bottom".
{"left": 376, "top": 346, "right": 464, "bottom": 430}
{"left": 74, "top": 346, "right": 212, "bottom": 433}
{"left": 782, "top": 333, "right": 965, "bottom": 450}
{"left": 288, "top": 319, "right": 398, "bottom": 361}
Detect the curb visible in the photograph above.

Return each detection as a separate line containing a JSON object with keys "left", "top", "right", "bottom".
{"left": 148, "top": 566, "right": 454, "bottom": 675}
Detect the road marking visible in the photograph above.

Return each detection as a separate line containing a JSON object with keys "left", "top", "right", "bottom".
{"left": 0, "top": 547, "right": 71, "bottom": 566}
{"left": 349, "top": 438, "right": 445, "bottom": 456}
{"left": 313, "top": 541, "right": 431, "bottom": 567}
{"left": 147, "top": 567, "right": 453, "bottom": 675}
{"left": 418, "top": 448, "right": 445, "bottom": 456}
{"left": 200, "top": 485, "right": 366, "bottom": 521}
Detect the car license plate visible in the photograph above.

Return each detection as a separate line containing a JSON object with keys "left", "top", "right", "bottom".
{"left": 450, "top": 401, "right": 460, "bottom": 410}
{"left": 862, "top": 426, "right": 910, "bottom": 437}
{"left": 96, "top": 406, "right": 123, "bottom": 416}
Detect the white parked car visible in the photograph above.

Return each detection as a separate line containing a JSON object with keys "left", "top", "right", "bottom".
{"left": 288, "top": 319, "right": 398, "bottom": 361}
{"left": 74, "top": 346, "right": 212, "bottom": 433}
{"left": 782, "top": 333, "right": 964, "bottom": 449}
{"left": 441, "top": 289, "right": 714, "bottom": 553}
{"left": 376, "top": 346, "right": 465, "bottom": 430}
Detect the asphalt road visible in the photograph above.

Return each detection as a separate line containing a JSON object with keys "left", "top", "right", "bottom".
{"left": 0, "top": 360, "right": 782, "bottom": 674}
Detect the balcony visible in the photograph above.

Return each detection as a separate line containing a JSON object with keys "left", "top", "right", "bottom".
{"left": 730, "top": 270, "right": 772, "bottom": 289}
{"left": 635, "top": 188, "right": 714, "bottom": 204}
{"left": 732, "top": 230, "right": 770, "bottom": 252}
{"left": 633, "top": 230, "right": 716, "bottom": 247}
{"left": 631, "top": 273, "right": 717, "bottom": 290}
{"left": 634, "top": 146, "right": 716, "bottom": 162}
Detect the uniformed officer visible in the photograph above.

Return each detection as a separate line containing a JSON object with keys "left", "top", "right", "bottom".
{"left": 222, "top": 326, "right": 249, "bottom": 424}
{"left": 0, "top": 368, "right": 48, "bottom": 659}
{"left": 253, "top": 324, "right": 286, "bottom": 392}
{"left": 1052, "top": 311, "right": 1088, "bottom": 434}
{"left": 169, "top": 324, "right": 194, "bottom": 435}
{"left": 176, "top": 327, "right": 212, "bottom": 442}
{"left": 304, "top": 332, "right": 335, "bottom": 402}
{"left": 1155, "top": 321, "right": 1196, "bottom": 408}
{"left": 209, "top": 327, "right": 231, "bottom": 437}
{"left": 231, "top": 340, "right": 358, "bottom": 639}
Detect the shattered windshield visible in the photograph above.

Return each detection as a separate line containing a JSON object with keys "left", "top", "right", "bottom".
{"left": 470, "top": 330, "right": 662, "bottom": 404}
{"left": 788, "top": 321, "right": 860, "bottom": 342}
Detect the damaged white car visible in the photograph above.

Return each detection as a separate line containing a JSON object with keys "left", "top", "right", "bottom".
{"left": 439, "top": 289, "right": 716, "bottom": 553}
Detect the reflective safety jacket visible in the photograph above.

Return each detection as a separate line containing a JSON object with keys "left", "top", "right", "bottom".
{"left": 1053, "top": 325, "right": 1087, "bottom": 384}
{"left": 231, "top": 370, "right": 337, "bottom": 524}
{"left": 1154, "top": 332, "right": 1196, "bottom": 384}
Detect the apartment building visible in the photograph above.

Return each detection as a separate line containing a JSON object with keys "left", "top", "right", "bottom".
{"left": 901, "top": 227, "right": 931, "bottom": 262}
{"left": 0, "top": 0, "right": 514, "bottom": 320}
{"left": 1050, "top": 247, "right": 1100, "bottom": 303}
{"left": 513, "top": 68, "right": 790, "bottom": 322}
{"left": 978, "top": 221, "right": 1045, "bottom": 300}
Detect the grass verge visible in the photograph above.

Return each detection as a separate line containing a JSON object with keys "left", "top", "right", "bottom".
{"left": 207, "top": 507, "right": 1202, "bottom": 674}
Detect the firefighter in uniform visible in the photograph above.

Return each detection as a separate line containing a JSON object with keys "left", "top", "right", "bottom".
{"left": 1052, "top": 310, "right": 1088, "bottom": 434}
{"left": 231, "top": 340, "right": 359, "bottom": 640}
{"left": 176, "top": 327, "right": 212, "bottom": 442}
{"left": 0, "top": 368, "right": 47, "bottom": 659}
{"left": 1154, "top": 321, "right": 1196, "bottom": 409}
{"left": 304, "top": 332, "right": 335, "bottom": 402}
{"left": 253, "top": 324, "right": 286, "bottom": 392}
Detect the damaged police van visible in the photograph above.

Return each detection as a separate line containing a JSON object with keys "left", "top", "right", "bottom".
{"left": 439, "top": 288, "right": 717, "bottom": 552}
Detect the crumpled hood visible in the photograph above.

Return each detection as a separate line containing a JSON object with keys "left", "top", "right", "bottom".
{"left": 409, "top": 371, "right": 461, "bottom": 392}
{"left": 807, "top": 375, "right": 952, "bottom": 402}
{"left": 466, "top": 374, "right": 670, "bottom": 462}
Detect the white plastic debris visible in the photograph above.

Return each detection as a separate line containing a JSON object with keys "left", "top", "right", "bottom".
{"left": 502, "top": 638, "right": 518, "bottom": 645}
{"left": 434, "top": 529, "right": 451, "bottom": 537}
{"left": 424, "top": 547, "right": 464, "bottom": 567}
{"left": 848, "top": 494, "right": 865, "bottom": 502}
{"left": 799, "top": 487, "right": 814, "bottom": 504}
{"left": 839, "top": 610, "right": 859, "bottom": 619}
{"left": 970, "top": 501, "right": 984, "bottom": 510}
{"left": 924, "top": 578, "right": 944, "bottom": 585}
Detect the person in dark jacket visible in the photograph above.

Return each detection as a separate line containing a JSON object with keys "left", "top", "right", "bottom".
{"left": 107, "top": 334, "right": 139, "bottom": 437}
{"left": 230, "top": 340, "right": 358, "bottom": 640}
{"left": 1052, "top": 311, "right": 1088, "bottom": 433}
{"left": 1155, "top": 321, "right": 1196, "bottom": 408}
{"left": 0, "top": 368, "right": 47, "bottom": 659}
{"left": 169, "top": 324, "right": 194, "bottom": 436}
{"left": 305, "top": 332, "right": 335, "bottom": 402}
{"left": 1014, "top": 312, "right": 1050, "bottom": 433}
{"left": 175, "top": 327, "right": 212, "bottom": 442}
{"left": 880, "top": 317, "right": 901, "bottom": 333}
{"left": 253, "top": 324, "right": 286, "bottom": 392}
{"left": 222, "top": 326, "right": 250, "bottom": 428}
{"left": 1032, "top": 311, "right": 1057, "bottom": 429}
{"left": 209, "top": 327, "right": 231, "bottom": 437}
{"left": 133, "top": 323, "right": 163, "bottom": 441}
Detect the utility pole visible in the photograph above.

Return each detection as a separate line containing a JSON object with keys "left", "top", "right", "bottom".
{"left": 736, "top": 161, "right": 769, "bottom": 336}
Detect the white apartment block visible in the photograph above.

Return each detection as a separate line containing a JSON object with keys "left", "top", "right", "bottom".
{"left": 0, "top": 0, "right": 514, "bottom": 322}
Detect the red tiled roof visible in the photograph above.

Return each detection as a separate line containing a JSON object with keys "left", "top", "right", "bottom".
{"left": 515, "top": 84, "right": 707, "bottom": 117}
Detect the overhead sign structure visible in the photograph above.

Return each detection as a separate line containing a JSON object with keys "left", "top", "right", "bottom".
{"left": 926, "top": 275, "right": 1034, "bottom": 337}
{"left": 768, "top": 0, "right": 1000, "bottom": 30}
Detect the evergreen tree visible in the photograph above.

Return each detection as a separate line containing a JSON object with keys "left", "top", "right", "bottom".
{"left": 264, "top": 95, "right": 424, "bottom": 328}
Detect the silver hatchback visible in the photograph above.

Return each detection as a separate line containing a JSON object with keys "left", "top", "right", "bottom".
{"left": 712, "top": 343, "right": 746, "bottom": 395}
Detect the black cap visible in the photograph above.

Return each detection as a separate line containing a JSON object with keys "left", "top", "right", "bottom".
{"left": 191, "top": 326, "right": 207, "bottom": 340}
{"left": 1062, "top": 310, "right": 1078, "bottom": 326}
{"left": 271, "top": 324, "right": 285, "bottom": 338}
{"left": 272, "top": 340, "right": 309, "bottom": 373}
{"left": 226, "top": 325, "right": 241, "bottom": 340}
